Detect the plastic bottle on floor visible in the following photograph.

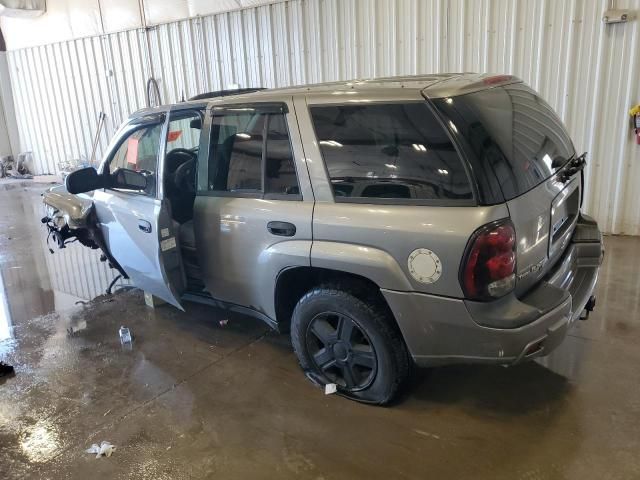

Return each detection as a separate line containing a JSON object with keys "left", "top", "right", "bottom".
{"left": 118, "top": 326, "right": 132, "bottom": 344}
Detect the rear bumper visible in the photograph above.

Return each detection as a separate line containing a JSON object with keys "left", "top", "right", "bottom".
{"left": 382, "top": 214, "right": 603, "bottom": 367}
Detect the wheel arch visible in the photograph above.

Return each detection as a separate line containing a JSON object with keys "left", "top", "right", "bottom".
{"left": 310, "top": 240, "right": 413, "bottom": 292}
{"left": 274, "top": 266, "right": 399, "bottom": 333}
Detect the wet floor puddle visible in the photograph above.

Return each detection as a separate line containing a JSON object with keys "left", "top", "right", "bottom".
{"left": 0, "top": 182, "right": 129, "bottom": 356}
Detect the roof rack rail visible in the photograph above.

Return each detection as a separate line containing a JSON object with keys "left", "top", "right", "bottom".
{"left": 188, "top": 88, "right": 266, "bottom": 101}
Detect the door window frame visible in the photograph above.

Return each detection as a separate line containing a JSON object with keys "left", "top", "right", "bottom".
{"left": 198, "top": 102, "right": 303, "bottom": 201}
{"left": 162, "top": 108, "right": 205, "bottom": 198}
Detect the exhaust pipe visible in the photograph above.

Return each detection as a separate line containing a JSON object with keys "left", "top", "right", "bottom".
{"left": 579, "top": 296, "right": 597, "bottom": 320}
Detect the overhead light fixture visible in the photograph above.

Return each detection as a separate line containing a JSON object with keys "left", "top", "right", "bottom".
{"left": 319, "top": 140, "right": 343, "bottom": 147}
{"left": 412, "top": 143, "right": 427, "bottom": 152}
{"left": 438, "top": 168, "right": 449, "bottom": 175}
{"left": 384, "top": 164, "right": 398, "bottom": 169}
{"left": 0, "top": 0, "right": 45, "bottom": 18}
{"left": 236, "top": 133, "right": 251, "bottom": 139}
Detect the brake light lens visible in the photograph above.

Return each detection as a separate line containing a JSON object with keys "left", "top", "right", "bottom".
{"left": 482, "top": 74, "right": 514, "bottom": 85}
{"left": 461, "top": 219, "right": 516, "bottom": 300}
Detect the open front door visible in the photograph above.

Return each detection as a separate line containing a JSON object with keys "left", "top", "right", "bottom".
{"left": 93, "top": 113, "right": 186, "bottom": 309}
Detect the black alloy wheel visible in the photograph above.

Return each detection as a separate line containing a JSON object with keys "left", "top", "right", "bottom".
{"left": 291, "top": 285, "right": 411, "bottom": 404}
{"left": 306, "top": 312, "right": 377, "bottom": 391}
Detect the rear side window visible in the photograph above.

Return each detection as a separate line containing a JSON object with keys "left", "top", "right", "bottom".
{"left": 310, "top": 103, "right": 472, "bottom": 203}
{"left": 206, "top": 110, "right": 300, "bottom": 198}
{"left": 226, "top": 113, "right": 265, "bottom": 191}
{"left": 265, "top": 114, "right": 299, "bottom": 195}
{"left": 433, "top": 83, "right": 575, "bottom": 200}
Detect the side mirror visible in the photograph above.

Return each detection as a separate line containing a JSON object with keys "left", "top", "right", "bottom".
{"left": 65, "top": 167, "right": 106, "bottom": 194}
{"left": 112, "top": 168, "right": 148, "bottom": 191}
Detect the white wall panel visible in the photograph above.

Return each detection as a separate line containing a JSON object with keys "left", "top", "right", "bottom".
{"left": 99, "top": 0, "right": 143, "bottom": 33}
{"left": 0, "top": 85, "right": 10, "bottom": 156}
{"left": 143, "top": 0, "right": 191, "bottom": 25}
{"left": 4, "top": 0, "right": 640, "bottom": 234}
{"left": 0, "top": 53, "right": 19, "bottom": 157}
{"left": 0, "top": 0, "right": 289, "bottom": 49}
{"left": 0, "top": 0, "right": 103, "bottom": 49}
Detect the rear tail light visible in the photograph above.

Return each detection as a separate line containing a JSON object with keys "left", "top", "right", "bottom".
{"left": 460, "top": 219, "right": 516, "bottom": 301}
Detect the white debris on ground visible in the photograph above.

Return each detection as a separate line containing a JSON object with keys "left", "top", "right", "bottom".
{"left": 85, "top": 441, "right": 116, "bottom": 458}
{"left": 324, "top": 383, "right": 337, "bottom": 395}
{"left": 118, "top": 326, "right": 132, "bottom": 344}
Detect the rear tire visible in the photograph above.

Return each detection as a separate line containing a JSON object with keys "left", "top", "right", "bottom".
{"left": 290, "top": 285, "right": 410, "bottom": 405}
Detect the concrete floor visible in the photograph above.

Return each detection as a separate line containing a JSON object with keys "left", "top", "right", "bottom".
{"left": 1, "top": 182, "right": 639, "bottom": 480}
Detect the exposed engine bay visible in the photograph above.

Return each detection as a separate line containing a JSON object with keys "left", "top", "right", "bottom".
{"left": 41, "top": 205, "right": 99, "bottom": 250}
{"left": 41, "top": 185, "right": 99, "bottom": 250}
{"left": 40, "top": 207, "right": 99, "bottom": 251}
{"left": 41, "top": 185, "right": 128, "bottom": 279}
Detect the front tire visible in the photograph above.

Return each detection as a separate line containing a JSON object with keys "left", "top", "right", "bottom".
{"left": 290, "top": 286, "right": 410, "bottom": 405}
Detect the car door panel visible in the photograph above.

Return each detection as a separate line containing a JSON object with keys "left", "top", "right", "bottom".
{"left": 193, "top": 196, "right": 312, "bottom": 319}
{"left": 94, "top": 188, "right": 185, "bottom": 310}
{"left": 193, "top": 98, "right": 314, "bottom": 322}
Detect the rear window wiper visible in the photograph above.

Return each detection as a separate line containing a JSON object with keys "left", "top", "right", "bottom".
{"left": 558, "top": 152, "right": 586, "bottom": 183}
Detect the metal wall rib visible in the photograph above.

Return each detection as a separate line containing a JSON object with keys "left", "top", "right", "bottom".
{"left": 6, "top": 0, "right": 640, "bottom": 234}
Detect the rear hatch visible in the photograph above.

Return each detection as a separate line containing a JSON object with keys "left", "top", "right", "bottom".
{"left": 430, "top": 82, "right": 582, "bottom": 295}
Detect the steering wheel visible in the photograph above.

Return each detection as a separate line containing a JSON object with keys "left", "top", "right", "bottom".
{"left": 173, "top": 157, "right": 196, "bottom": 193}
{"left": 166, "top": 148, "right": 196, "bottom": 172}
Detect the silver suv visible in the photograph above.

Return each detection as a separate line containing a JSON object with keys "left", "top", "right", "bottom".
{"left": 43, "top": 74, "right": 603, "bottom": 404}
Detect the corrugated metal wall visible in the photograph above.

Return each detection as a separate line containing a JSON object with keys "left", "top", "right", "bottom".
{"left": 6, "top": 0, "right": 640, "bottom": 234}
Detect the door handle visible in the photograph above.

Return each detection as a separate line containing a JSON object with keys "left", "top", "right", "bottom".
{"left": 138, "top": 220, "right": 152, "bottom": 233}
{"left": 267, "top": 221, "right": 296, "bottom": 237}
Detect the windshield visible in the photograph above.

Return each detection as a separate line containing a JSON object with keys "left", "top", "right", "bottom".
{"left": 433, "top": 83, "right": 575, "bottom": 200}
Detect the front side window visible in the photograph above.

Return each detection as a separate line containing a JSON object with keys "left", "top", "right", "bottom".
{"left": 164, "top": 111, "right": 203, "bottom": 195}
{"left": 166, "top": 112, "right": 202, "bottom": 151}
{"left": 310, "top": 103, "right": 472, "bottom": 203}
{"left": 109, "top": 123, "right": 162, "bottom": 196}
{"left": 206, "top": 109, "right": 300, "bottom": 198}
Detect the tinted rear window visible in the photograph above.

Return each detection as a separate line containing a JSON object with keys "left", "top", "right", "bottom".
{"left": 434, "top": 84, "right": 575, "bottom": 200}
{"left": 310, "top": 103, "right": 473, "bottom": 203}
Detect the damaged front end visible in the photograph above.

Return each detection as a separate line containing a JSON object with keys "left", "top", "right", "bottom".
{"left": 41, "top": 185, "right": 127, "bottom": 279}
{"left": 41, "top": 185, "right": 97, "bottom": 250}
